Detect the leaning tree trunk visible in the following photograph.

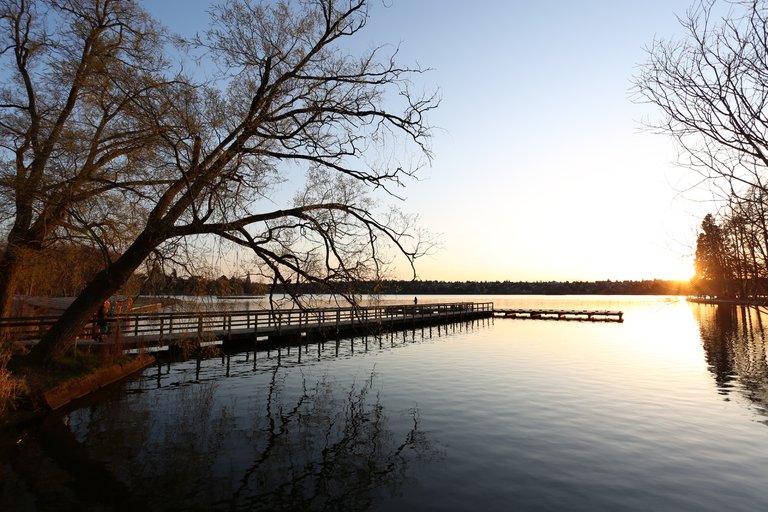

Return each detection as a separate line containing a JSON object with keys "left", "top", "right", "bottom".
{"left": 28, "top": 232, "right": 161, "bottom": 364}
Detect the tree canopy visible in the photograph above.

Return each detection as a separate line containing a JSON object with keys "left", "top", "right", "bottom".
{"left": 0, "top": 0, "right": 175, "bottom": 322}
{"left": 693, "top": 214, "right": 733, "bottom": 297}
{"left": 635, "top": 0, "right": 768, "bottom": 195}
{"left": 0, "top": 0, "right": 438, "bottom": 363}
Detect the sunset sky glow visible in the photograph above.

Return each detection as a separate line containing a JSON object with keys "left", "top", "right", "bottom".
{"left": 145, "top": 0, "right": 710, "bottom": 282}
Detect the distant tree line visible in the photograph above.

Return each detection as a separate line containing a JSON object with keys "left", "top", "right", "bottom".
{"left": 1, "top": 240, "right": 271, "bottom": 299}
{"left": 277, "top": 279, "right": 691, "bottom": 296}
{"left": 7, "top": 242, "right": 690, "bottom": 298}
{"left": 141, "top": 267, "right": 268, "bottom": 297}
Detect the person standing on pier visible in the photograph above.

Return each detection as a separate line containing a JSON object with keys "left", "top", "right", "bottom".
{"left": 414, "top": 297, "right": 418, "bottom": 306}
{"left": 96, "top": 300, "right": 110, "bottom": 342}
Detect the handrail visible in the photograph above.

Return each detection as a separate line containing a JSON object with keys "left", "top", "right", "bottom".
{"left": 0, "top": 301, "right": 495, "bottom": 342}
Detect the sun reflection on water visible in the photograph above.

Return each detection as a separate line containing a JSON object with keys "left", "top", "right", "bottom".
{"left": 13, "top": 295, "right": 768, "bottom": 511}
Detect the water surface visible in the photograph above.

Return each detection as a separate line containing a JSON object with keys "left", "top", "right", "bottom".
{"left": 32, "top": 296, "right": 768, "bottom": 510}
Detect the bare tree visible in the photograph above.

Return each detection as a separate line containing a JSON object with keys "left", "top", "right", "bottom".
{"left": 28, "top": 0, "right": 437, "bottom": 363}
{"left": 635, "top": 0, "right": 768, "bottom": 195}
{"left": 635, "top": 0, "right": 768, "bottom": 300}
{"left": 0, "top": 0, "right": 176, "bottom": 327}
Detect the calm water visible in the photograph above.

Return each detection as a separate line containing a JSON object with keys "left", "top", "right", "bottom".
{"left": 30, "top": 296, "right": 768, "bottom": 510}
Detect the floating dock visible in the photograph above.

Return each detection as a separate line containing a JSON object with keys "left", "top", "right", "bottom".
{"left": 493, "top": 309, "right": 623, "bottom": 322}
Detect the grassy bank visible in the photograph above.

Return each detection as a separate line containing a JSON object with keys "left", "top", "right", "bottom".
{"left": 1, "top": 348, "right": 153, "bottom": 425}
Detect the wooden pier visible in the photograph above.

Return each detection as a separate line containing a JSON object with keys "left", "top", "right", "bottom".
{"left": 5, "top": 302, "right": 495, "bottom": 352}
{"left": 2, "top": 301, "right": 626, "bottom": 355}
{"left": 493, "top": 309, "right": 623, "bottom": 322}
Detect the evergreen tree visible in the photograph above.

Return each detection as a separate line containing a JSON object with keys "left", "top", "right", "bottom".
{"left": 694, "top": 214, "right": 732, "bottom": 297}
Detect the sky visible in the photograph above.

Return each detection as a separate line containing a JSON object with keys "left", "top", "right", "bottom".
{"left": 144, "top": 0, "right": 713, "bottom": 282}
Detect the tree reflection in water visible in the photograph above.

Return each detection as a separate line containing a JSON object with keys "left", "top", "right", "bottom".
{"left": 65, "top": 360, "right": 435, "bottom": 511}
{"left": 695, "top": 304, "right": 768, "bottom": 422}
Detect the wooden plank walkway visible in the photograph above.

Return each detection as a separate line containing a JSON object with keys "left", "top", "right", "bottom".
{"left": 493, "top": 309, "right": 623, "bottom": 322}
{"left": 3, "top": 302, "right": 625, "bottom": 355}
{"left": 5, "top": 301, "right": 495, "bottom": 351}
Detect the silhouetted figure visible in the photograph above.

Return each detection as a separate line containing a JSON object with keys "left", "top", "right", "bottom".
{"left": 413, "top": 296, "right": 418, "bottom": 306}
{"left": 96, "top": 301, "right": 109, "bottom": 341}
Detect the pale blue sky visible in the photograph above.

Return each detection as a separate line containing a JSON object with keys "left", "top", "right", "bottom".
{"left": 145, "top": 0, "right": 708, "bottom": 281}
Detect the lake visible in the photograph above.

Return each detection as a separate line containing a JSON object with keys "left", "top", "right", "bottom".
{"left": 12, "top": 295, "right": 768, "bottom": 511}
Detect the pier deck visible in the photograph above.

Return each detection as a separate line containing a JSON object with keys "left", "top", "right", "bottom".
{"left": 6, "top": 302, "right": 494, "bottom": 352}
{"left": 493, "top": 309, "right": 623, "bottom": 322}
{"left": 3, "top": 302, "right": 625, "bottom": 354}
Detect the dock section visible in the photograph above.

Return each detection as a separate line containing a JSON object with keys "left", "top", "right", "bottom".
{"left": 6, "top": 302, "right": 495, "bottom": 351}
{"left": 493, "top": 309, "right": 623, "bottom": 322}
{"left": 3, "top": 302, "right": 625, "bottom": 355}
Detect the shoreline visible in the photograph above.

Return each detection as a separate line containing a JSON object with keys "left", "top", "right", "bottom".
{"left": 686, "top": 297, "right": 768, "bottom": 307}
{"left": 2, "top": 353, "right": 154, "bottom": 430}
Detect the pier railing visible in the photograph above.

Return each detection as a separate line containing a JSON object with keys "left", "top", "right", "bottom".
{"left": 1, "top": 301, "right": 495, "bottom": 343}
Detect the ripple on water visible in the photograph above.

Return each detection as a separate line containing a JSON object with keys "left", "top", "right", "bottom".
{"left": 61, "top": 298, "right": 768, "bottom": 511}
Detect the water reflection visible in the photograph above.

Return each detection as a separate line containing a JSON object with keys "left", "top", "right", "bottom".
{"left": 13, "top": 301, "right": 768, "bottom": 511}
{"left": 59, "top": 320, "right": 470, "bottom": 511}
{"left": 695, "top": 304, "right": 768, "bottom": 420}
{"left": 225, "top": 370, "right": 429, "bottom": 511}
